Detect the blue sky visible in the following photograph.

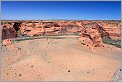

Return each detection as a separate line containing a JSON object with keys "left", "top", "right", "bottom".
{"left": 1, "top": 1, "right": 121, "bottom": 20}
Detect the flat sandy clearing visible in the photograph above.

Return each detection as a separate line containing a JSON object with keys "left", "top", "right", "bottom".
{"left": 1, "top": 36, "right": 121, "bottom": 81}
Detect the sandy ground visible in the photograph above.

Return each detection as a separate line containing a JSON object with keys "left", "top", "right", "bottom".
{"left": 1, "top": 36, "right": 121, "bottom": 81}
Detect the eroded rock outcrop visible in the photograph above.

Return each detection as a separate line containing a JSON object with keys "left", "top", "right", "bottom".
{"left": 2, "top": 39, "right": 13, "bottom": 46}
{"left": 79, "top": 22, "right": 104, "bottom": 50}
{"left": 97, "top": 21, "right": 121, "bottom": 40}
{"left": 2, "top": 23, "right": 17, "bottom": 40}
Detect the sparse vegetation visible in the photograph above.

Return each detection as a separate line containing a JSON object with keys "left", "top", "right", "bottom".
{"left": 102, "top": 37, "right": 121, "bottom": 48}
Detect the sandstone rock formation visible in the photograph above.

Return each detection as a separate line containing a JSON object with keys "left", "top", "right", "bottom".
{"left": 2, "top": 39, "right": 13, "bottom": 46}
{"left": 2, "top": 39, "right": 17, "bottom": 52}
{"left": 2, "top": 23, "right": 17, "bottom": 40}
{"left": 97, "top": 21, "right": 121, "bottom": 40}
{"left": 27, "top": 27, "right": 45, "bottom": 36}
{"left": 1, "top": 20, "right": 121, "bottom": 40}
{"left": 79, "top": 22, "right": 104, "bottom": 50}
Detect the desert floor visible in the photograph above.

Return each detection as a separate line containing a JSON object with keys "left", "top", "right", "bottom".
{"left": 1, "top": 36, "right": 121, "bottom": 81}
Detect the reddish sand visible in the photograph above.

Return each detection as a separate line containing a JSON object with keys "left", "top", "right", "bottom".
{"left": 1, "top": 36, "right": 121, "bottom": 81}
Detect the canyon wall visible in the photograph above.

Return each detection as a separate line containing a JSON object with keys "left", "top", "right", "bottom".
{"left": 1, "top": 20, "right": 121, "bottom": 40}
